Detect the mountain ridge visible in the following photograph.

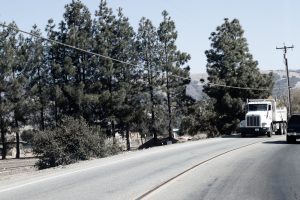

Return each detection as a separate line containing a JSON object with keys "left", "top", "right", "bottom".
{"left": 186, "top": 70, "right": 300, "bottom": 101}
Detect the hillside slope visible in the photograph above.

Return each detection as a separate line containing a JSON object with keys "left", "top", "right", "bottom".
{"left": 186, "top": 70, "right": 300, "bottom": 100}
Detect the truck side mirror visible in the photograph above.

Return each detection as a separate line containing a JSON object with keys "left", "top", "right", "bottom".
{"left": 268, "top": 105, "right": 271, "bottom": 111}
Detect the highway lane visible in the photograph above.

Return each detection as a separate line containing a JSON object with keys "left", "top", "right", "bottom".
{"left": 0, "top": 136, "right": 287, "bottom": 200}
{"left": 148, "top": 137, "right": 300, "bottom": 200}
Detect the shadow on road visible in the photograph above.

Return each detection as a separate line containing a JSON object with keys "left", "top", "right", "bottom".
{"left": 263, "top": 140, "right": 300, "bottom": 144}
{"left": 138, "top": 137, "right": 178, "bottom": 149}
{"left": 221, "top": 134, "right": 266, "bottom": 138}
{"left": 221, "top": 134, "right": 242, "bottom": 138}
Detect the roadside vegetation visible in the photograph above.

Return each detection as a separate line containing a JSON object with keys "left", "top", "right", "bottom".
{"left": 0, "top": 0, "right": 277, "bottom": 169}
{"left": 291, "top": 88, "right": 300, "bottom": 113}
{"left": 204, "top": 18, "right": 274, "bottom": 134}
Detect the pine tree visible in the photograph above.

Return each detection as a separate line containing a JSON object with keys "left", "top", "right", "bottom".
{"left": 24, "top": 25, "right": 48, "bottom": 130}
{"left": 4, "top": 22, "right": 27, "bottom": 158}
{"left": 63, "top": 0, "right": 93, "bottom": 118}
{"left": 180, "top": 97, "right": 218, "bottom": 137}
{"left": 158, "top": 10, "right": 191, "bottom": 139}
{"left": 204, "top": 18, "right": 273, "bottom": 134}
{"left": 112, "top": 8, "right": 139, "bottom": 150}
{"left": 0, "top": 23, "right": 13, "bottom": 159}
{"left": 44, "top": 19, "right": 74, "bottom": 126}
{"left": 44, "top": 19, "right": 68, "bottom": 125}
{"left": 136, "top": 17, "right": 165, "bottom": 142}
{"left": 93, "top": 0, "right": 118, "bottom": 139}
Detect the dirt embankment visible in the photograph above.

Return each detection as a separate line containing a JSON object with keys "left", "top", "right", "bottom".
{"left": 0, "top": 158, "right": 38, "bottom": 178}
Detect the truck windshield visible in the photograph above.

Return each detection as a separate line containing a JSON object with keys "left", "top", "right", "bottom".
{"left": 248, "top": 104, "right": 268, "bottom": 111}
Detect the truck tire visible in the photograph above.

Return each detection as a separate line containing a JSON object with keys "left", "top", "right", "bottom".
{"left": 275, "top": 123, "right": 283, "bottom": 135}
{"left": 267, "top": 125, "right": 273, "bottom": 137}
{"left": 279, "top": 123, "right": 283, "bottom": 135}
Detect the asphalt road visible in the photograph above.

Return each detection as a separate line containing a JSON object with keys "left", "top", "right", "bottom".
{"left": 0, "top": 135, "right": 299, "bottom": 200}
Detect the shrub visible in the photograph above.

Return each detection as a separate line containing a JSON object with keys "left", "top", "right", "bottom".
{"left": 180, "top": 100, "right": 219, "bottom": 137}
{"left": 104, "top": 139, "right": 123, "bottom": 156}
{"left": 21, "top": 129, "right": 35, "bottom": 144}
{"left": 33, "top": 116, "right": 106, "bottom": 169}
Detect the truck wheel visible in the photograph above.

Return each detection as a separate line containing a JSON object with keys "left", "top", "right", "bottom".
{"left": 279, "top": 123, "right": 283, "bottom": 135}
{"left": 267, "top": 125, "right": 273, "bottom": 137}
{"left": 275, "top": 124, "right": 283, "bottom": 135}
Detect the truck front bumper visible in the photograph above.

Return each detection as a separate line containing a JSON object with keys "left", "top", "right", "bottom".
{"left": 240, "top": 127, "right": 269, "bottom": 135}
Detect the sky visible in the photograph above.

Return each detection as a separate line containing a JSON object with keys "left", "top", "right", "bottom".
{"left": 0, "top": 0, "right": 299, "bottom": 74}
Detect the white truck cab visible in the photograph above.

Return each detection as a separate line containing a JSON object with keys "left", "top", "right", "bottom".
{"left": 240, "top": 99, "right": 287, "bottom": 137}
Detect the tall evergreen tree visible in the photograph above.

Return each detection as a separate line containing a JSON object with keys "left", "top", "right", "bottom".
{"left": 204, "top": 18, "right": 273, "bottom": 134}
{"left": 45, "top": 19, "right": 61, "bottom": 126}
{"left": 4, "top": 23, "right": 27, "bottom": 158}
{"left": 112, "top": 8, "right": 139, "bottom": 150}
{"left": 45, "top": 19, "right": 69, "bottom": 125}
{"left": 158, "top": 10, "right": 191, "bottom": 139}
{"left": 63, "top": 0, "right": 93, "bottom": 118}
{"left": 0, "top": 23, "right": 13, "bottom": 159}
{"left": 137, "top": 17, "right": 165, "bottom": 142}
{"left": 25, "top": 25, "right": 48, "bottom": 130}
{"left": 93, "top": 0, "right": 118, "bottom": 139}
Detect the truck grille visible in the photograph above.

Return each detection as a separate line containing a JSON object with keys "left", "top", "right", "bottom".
{"left": 247, "top": 116, "right": 260, "bottom": 127}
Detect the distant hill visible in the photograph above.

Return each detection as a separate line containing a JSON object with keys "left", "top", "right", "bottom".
{"left": 262, "top": 70, "right": 300, "bottom": 98}
{"left": 186, "top": 73, "right": 207, "bottom": 101}
{"left": 186, "top": 70, "right": 300, "bottom": 101}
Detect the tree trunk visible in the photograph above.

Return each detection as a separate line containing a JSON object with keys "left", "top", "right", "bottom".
{"left": 111, "top": 120, "right": 116, "bottom": 144}
{"left": 38, "top": 67, "right": 45, "bottom": 131}
{"left": 150, "top": 86, "right": 157, "bottom": 140}
{"left": 166, "top": 71, "right": 172, "bottom": 139}
{"left": 126, "top": 125, "right": 130, "bottom": 151}
{"left": 55, "top": 101, "right": 58, "bottom": 127}
{"left": 148, "top": 63, "right": 157, "bottom": 143}
{"left": 1, "top": 118, "right": 6, "bottom": 160}
{"left": 0, "top": 93, "right": 6, "bottom": 159}
{"left": 16, "top": 131, "right": 20, "bottom": 159}
{"left": 40, "top": 105, "right": 45, "bottom": 131}
{"left": 15, "top": 113, "right": 20, "bottom": 159}
{"left": 109, "top": 74, "right": 116, "bottom": 144}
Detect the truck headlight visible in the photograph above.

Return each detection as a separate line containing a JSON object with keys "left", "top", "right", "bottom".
{"left": 262, "top": 123, "right": 267, "bottom": 127}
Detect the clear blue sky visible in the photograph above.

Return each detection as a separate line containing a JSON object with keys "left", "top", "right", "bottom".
{"left": 0, "top": 0, "right": 299, "bottom": 74}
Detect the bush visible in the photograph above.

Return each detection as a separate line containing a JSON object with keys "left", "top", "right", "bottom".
{"left": 180, "top": 100, "right": 219, "bottom": 137}
{"left": 104, "top": 139, "right": 123, "bottom": 156}
{"left": 21, "top": 129, "right": 35, "bottom": 144}
{"left": 33, "top": 116, "right": 106, "bottom": 169}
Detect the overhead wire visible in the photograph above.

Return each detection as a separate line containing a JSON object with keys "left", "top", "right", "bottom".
{"left": 0, "top": 22, "right": 138, "bottom": 68}
{"left": 0, "top": 22, "right": 286, "bottom": 92}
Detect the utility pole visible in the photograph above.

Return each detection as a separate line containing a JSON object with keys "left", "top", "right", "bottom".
{"left": 276, "top": 44, "right": 294, "bottom": 117}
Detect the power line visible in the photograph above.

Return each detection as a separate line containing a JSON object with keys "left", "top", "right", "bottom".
{"left": 209, "top": 83, "right": 271, "bottom": 91}
{"left": 0, "top": 22, "right": 139, "bottom": 68}
{"left": 0, "top": 22, "right": 184, "bottom": 81}
{"left": 0, "top": 22, "right": 278, "bottom": 92}
{"left": 196, "top": 81, "right": 285, "bottom": 91}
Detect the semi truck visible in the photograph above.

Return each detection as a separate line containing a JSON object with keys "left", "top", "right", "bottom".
{"left": 239, "top": 99, "right": 287, "bottom": 137}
